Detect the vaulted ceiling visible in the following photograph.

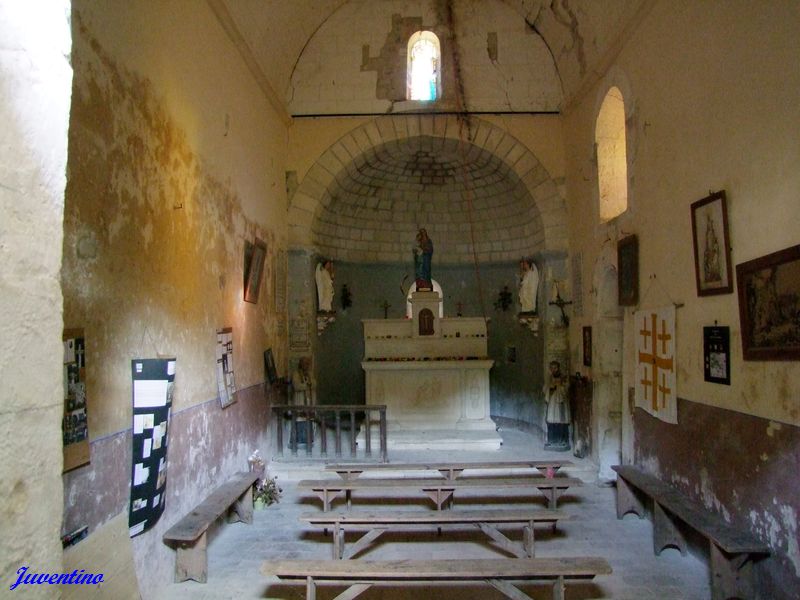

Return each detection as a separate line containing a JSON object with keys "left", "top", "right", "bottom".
{"left": 219, "top": 0, "right": 650, "bottom": 115}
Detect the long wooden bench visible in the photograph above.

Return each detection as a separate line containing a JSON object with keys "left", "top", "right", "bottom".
{"left": 263, "top": 557, "right": 612, "bottom": 600}
{"left": 326, "top": 460, "right": 574, "bottom": 480}
{"left": 297, "top": 476, "right": 582, "bottom": 511}
{"left": 162, "top": 470, "right": 262, "bottom": 582}
{"left": 612, "top": 465, "right": 769, "bottom": 600}
{"left": 301, "top": 508, "right": 570, "bottom": 559}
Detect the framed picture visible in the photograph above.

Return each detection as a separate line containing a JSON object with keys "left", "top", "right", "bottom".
{"left": 617, "top": 234, "right": 639, "bottom": 306}
{"left": 244, "top": 238, "right": 267, "bottom": 304}
{"left": 264, "top": 348, "right": 278, "bottom": 384}
{"left": 216, "top": 327, "right": 237, "bottom": 407}
{"left": 691, "top": 191, "right": 733, "bottom": 296}
{"left": 582, "top": 326, "right": 592, "bottom": 367}
{"left": 703, "top": 326, "right": 730, "bottom": 385}
{"left": 736, "top": 244, "right": 800, "bottom": 360}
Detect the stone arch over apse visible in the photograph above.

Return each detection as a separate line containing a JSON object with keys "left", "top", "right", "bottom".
{"left": 288, "top": 115, "right": 567, "bottom": 262}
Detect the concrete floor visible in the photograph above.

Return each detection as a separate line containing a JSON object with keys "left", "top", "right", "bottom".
{"left": 156, "top": 425, "right": 711, "bottom": 600}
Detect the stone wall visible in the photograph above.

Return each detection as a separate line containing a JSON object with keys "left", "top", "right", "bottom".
{"left": 62, "top": 2, "right": 289, "bottom": 596}
{"left": 0, "top": 1, "right": 72, "bottom": 592}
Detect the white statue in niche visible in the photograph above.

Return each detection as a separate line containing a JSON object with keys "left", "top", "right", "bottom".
{"left": 518, "top": 258, "right": 539, "bottom": 313}
{"left": 315, "top": 259, "right": 335, "bottom": 313}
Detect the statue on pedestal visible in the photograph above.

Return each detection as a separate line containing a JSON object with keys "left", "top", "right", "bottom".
{"left": 414, "top": 228, "right": 434, "bottom": 291}
{"left": 543, "top": 360, "right": 571, "bottom": 451}
{"left": 315, "top": 259, "right": 335, "bottom": 313}
{"left": 518, "top": 258, "right": 539, "bottom": 314}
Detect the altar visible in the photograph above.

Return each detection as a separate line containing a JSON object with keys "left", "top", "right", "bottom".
{"left": 358, "top": 292, "right": 501, "bottom": 451}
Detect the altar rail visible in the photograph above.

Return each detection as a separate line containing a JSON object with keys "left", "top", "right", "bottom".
{"left": 271, "top": 405, "right": 388, "bottom": 462}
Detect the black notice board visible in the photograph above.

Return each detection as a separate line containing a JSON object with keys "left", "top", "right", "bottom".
{"left": 129, "top": 358, "right": 175, "bottom": 537}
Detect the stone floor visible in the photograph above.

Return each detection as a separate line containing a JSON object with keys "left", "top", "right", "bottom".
{"left": 156, "top": 425, "right": 712, "bottom": 600}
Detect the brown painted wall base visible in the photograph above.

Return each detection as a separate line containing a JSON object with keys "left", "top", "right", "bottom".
{"left": 634, "top": 398, "right": 800, "bottom": 600}
{"left": 62, "top": 382, "right": 280, "bottom": 598}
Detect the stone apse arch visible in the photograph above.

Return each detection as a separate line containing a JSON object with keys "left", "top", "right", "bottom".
{"left": 288, "top": 115, "right": 567, "bottom": 263}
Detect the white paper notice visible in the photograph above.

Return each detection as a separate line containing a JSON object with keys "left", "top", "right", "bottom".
{"left": 133, "top": 463, "right": 149, "bottom": 486}
{"left": 129, "top": 522, "right": 145, "bottom": 536}
{"left": 143, "top": 438, "right": 152, "bottom": 459}
{"left": 63, "top": 339, "right": 76, "bottom": 364}
{"left": 167, "top": 361, "right": 176, "bottom": 376}
{"left": 133, "top": 415, "right": 145, "bottom": 434}
{"left": 133, "top": 379, "right": 169, "bottom": 408}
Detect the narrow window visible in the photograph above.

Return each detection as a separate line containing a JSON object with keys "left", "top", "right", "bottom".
{"left": 595, "top": 86, "right": 628, "bottom": 222}
{"left": 407, "top": 31, "right": 440, "bottom": 101}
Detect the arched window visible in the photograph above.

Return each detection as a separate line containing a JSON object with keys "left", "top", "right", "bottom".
{"left": 595, "top": 86, "right": 628, "bottom": 222}
{"left": 407, "top": 31, "right": 440, "bottom": 101}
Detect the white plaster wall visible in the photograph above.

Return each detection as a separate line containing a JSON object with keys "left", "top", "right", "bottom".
{"left": 0, "top": 0, "right": 72, "bottom": 590}
{"left": 565, "top": 0, "right": 800, "bottom": 426}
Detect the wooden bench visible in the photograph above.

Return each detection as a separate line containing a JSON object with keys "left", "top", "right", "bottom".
{"left": 162, "top": 470, "right": 261, "bottom": 583}
{"left": 301, "top": 508, "right": 570, "bottom": 559}
{"left": 263, "top": 557, "right": 612, "bottom": 600}
{"left": 612, "top": 465, "right": 769, "bottom": 600}
{"left": 297, "top": 476, "right": 582, "bottom": 511}
{"left": 326, "top": 459, "right": 574, "bottom": 480}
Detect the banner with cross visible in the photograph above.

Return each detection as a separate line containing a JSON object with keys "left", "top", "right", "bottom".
{"left": 635, "top": 305, "right": 677, "bottom": 423}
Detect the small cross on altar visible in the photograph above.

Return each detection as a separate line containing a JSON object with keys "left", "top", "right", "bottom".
{"left": 380, "top": 300, "right": 391, "bottom": 319}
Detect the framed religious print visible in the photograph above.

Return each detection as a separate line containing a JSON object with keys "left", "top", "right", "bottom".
{"left": 703, "top": 326, "right": 730, "bottom": 385}
{"left": 736, "top": 244, "right": 800, "bottom": 361}
{"left": 691, "top": 191, "right": 733, "bottom": 296}
{"left": 243, "top": 238, "right": 267, "bottom": 304}
{"left": 617, "top": 234, "right": 639, "bottom": 306}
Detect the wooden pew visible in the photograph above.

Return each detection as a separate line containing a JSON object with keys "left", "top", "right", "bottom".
{"left": 162, "top": 470, "right": 261, "bottom": 583}
{"left": 301, "top": 508, "right": 570, "bottom": 559}
{"left": 263, "top": 557, "right": 612, "bottom": 600}
{"left": 325, "top": 460, "right": 574, "bottom": 480}
{"left": 297, "top": 476, "right": 582, "bottom": 511}
{"left": 613, "top": 465, "right": 769, "bottom": 600}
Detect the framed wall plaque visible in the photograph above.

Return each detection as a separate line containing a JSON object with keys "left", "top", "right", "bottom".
{"left": 244, "top": 238, "right": 267, "bottom": 303}
{"left": 617, "top": 234, "right": 639, "bottom": 306}
{"left": 691, "top": 191, "right": 733, "bottom": 296}
{"left": 703, "top": 326, "right": 730, "bottom": 385}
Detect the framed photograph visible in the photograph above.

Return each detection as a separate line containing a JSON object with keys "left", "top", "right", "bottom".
{"left": 582, "top": 326, "right": 592, "bottom": 367}
{"left": 264, "top": 348, "right": 278, "bottom": 384}
{"left": 691, "top": 191, "right": 733, "bottom": 296}
{"left": 617, "top": 234, "right": 639, "bottom": 306}
{"left": 243, "top": 238, "right": 267, "bottom": 304}
{"left": 703, "top": 326, "right": 730, "bottom": 384}
{"left": 216, "top": 327, "right": 237, "bottom": 408}
{"left": 736, "top": 244, "right": 800, "bottom": 360}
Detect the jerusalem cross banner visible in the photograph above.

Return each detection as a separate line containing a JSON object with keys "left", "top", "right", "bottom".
{"left": 635, "top": 305, "right": 677, "bottom": 424}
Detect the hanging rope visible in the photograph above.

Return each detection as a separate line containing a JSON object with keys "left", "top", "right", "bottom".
{"left": 444, "top": 1, "right": 488, "bottom": 323}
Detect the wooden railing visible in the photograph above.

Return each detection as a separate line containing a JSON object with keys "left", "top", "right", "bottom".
{"left": 271, "top": 404, "right": 387, "bottom": 462}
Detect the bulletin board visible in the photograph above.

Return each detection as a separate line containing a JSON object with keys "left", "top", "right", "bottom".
{"left": 128, "top": 358, "right": 175, "bottom": 537}
{"left": 63, "top": 329, "right": 90, "bottom": 472}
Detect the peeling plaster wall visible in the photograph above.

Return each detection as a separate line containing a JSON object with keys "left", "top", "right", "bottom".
{"left": 0, "top": 1, "right": 72, "bottom": 590}
{"left": 62, "top": 2, "right": 289, "bottom": 596}
{"left": 288, "top": 0, "right": 561, "bottom": 114}
{"left": 635, "top": 400, "right": 800, "bottom": 597}
{"left": 561, "top": 1, "right": 800, "bottom": 595}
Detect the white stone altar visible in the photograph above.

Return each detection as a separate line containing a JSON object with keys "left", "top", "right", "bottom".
{"left": 358, "top": 292, "right": 501, "bottom": 450}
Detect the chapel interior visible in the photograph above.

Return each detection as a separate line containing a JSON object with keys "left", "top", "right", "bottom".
{"left": 2, "top": 1, "right": 799, "bottom": 599}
